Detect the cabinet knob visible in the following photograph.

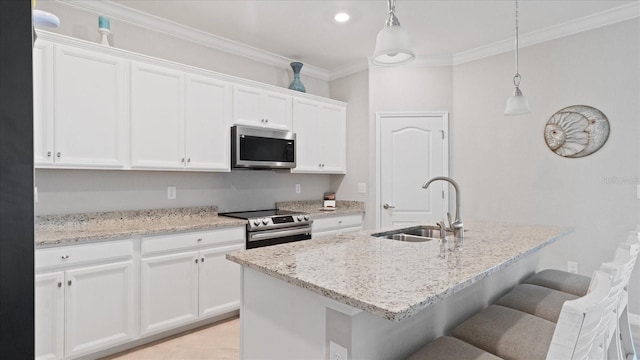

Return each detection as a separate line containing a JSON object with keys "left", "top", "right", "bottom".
{"left": 47, "top": 151, "right": 52, "bottom": 157}
{"left": 187, "top": 158, "right": 191, "bottom": 163}
{"left": 201, "top": 257, "right": 205, "bottom": 263}
{"left": 181, "top": 158, "right": 185, "bottom": 163}
{"left": 195, "top": 258, "right": 199, "bottom": 263}
{"left": 56, "top": 152, "right": 61, "bottom": 158}
{"left": 67, "top": 280, "right": 72, "bottom": 286}
{"left": 197, "top": 238, "right": 202, "bottom": 242}
{"left": 61, "top": 255, "right": 69, "bottom": 260}
{"left": 265, "top": 119, "right": 269, "bottom": 123}
{"left": 57, "top": 282, "right": 62, "bottom": 288}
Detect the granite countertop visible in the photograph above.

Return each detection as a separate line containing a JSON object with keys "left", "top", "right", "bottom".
{"left": 277, "top": 200, "right": 365, "bottom": 218}
{"left": 227, "top": 220, "right": 572, "bottom": 322}
{"left": 35, "top": 206, "right": 247, "bottom": 247}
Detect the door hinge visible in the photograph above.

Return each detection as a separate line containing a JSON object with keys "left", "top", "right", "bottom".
{"left": 440, "top": 130, "right": 446, "bottom": 139}
{"left": 442, "top": 190, "right": 445, "bottom": 199}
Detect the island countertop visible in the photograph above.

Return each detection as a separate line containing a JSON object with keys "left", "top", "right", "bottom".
{"left": 227, "top": 220, "right": 572, "bottom": 322}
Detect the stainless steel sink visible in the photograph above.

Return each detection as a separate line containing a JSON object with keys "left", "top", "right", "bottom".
{"left": 371, "top": 225, "right": 452, "bottom": 242}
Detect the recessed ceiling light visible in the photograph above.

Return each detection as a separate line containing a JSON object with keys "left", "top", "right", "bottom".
{"left": 334, "top": 12, "right": 350, "bottom": 23}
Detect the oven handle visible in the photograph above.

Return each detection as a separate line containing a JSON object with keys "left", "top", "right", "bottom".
{"left": 248, "top": 226, "right": 312, "bottom": 242}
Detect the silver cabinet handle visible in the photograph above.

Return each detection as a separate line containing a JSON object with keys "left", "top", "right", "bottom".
{"left": 47, "top": 151, "right": 52, "bottom": 157}
{"left": 61, "top": 255, "right": 69, "bottom": 260}
{"left": 383, "top": 203, "right": 395, "bottom": 209}
{"left": 56, "top": 152, "right": 61, "bottom": 158}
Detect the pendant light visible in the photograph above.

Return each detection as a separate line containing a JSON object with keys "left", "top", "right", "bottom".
{"left": 32, "top": 0, "right": 60, "bottom": 28}
{"left": 504, "top": 0, "right": 531, "bottom": 116}
{"left": 371, "top": 0, "right": 415, "bottom": 66}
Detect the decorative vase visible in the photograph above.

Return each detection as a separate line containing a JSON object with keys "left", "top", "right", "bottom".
{"left": 288, "top": 62, "right": 306, "bottom": 93}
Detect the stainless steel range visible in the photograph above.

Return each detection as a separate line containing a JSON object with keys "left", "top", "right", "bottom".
{"left": 221, "top": 209, "right": 312, "bottom": 249}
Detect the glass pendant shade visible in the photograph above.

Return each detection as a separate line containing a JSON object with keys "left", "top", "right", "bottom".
{"left": 372, "top": 25, "right": 415, "bottom": 66}
{"left": 33, "top": 9, "right": 60, "bottom": 27}
{"left": 504, "top": 86, "right": 532, "bottom": 115}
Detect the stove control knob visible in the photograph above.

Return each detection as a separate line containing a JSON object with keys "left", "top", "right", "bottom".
{"left": 304, "top": 215, "right": 310, "bottom": 221}
{"left": 253, "top": 219, "right": 261, "bottom": 226}
{"left": 262, "top": 218, "right": 269, "bottom": 225}
{"left": 297, "top": 215, "right": 303, "bottom": 221}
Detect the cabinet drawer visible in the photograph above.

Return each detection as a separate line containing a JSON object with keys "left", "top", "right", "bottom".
{"left": 141, "top": 227, "right": 245, "bottom": 256}
{"left": 312, "top": 214, "right": 363, "bottom": 233}
{"left": 36, "top": 239, "right": 133, "bottom": 271}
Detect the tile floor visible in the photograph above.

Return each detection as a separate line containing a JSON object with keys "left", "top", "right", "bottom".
{"left": 103, "top": 317, "right": 239, "bottom": 360}
{"left": 102, "top": 316, "right": 638, "bottom": 360}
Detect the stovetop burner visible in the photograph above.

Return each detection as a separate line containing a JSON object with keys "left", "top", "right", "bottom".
{"left": 221, "top": 209, "right": 300, "bottom": 219}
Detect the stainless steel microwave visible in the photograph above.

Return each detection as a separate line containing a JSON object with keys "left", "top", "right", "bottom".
{"left": 231, "top": 125, "right": 296, "bottom": 169}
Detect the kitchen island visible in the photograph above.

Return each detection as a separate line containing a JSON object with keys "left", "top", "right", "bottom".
{"left": 227, "top": 220, "right": 571, "bottom": 360}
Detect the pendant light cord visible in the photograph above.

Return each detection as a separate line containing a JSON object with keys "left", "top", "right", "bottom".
{"left": 386, "top": 0, "right": 400, "bottom": 26}
{"left": 513, "top": 0, "right": 521, "bottom": 87}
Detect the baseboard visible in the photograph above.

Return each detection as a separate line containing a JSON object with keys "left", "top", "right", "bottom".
{"left": 630, "top": 312, "right": 640, "bottom": 342}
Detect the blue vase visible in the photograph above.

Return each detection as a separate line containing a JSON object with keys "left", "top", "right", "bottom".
{"left": 288, "top": 62, "right": 306, "bottom": 93}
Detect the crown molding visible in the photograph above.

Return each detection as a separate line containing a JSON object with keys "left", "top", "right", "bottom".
{"left": 453, "top": 2, "right": 640, "bottom": 65}
{"left": 56, "top": 0, "right": 640, "bottom": 81}
{"left": 57, "top": 0, "right": 332, "bottom": 81}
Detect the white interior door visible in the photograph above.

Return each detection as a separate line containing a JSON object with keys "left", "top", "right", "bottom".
{"left": 377, "top": 112, "right": 449, "bottom": 229}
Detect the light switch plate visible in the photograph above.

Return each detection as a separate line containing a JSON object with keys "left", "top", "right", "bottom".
{"left": 357, "top": 183, "right": 367, "bottom": 194}
{"left": 567, "top": 261, "right": 578, "bottom": 274}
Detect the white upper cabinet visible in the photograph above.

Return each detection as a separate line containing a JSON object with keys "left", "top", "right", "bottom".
{"left": 185, "top": 74, "right": 232, "bottom": 171}
{"left": 130, "top": 61, "right": 185, "bottom": 170}
{"left": 33, "top": 40, "right": 54, "bottom": 166}
{"left": 130, "top": 62, "right": 232, "bottom": 172}
{"left": 232, "top": 85, "right": 292, "bottom": 130}
{"left": 292, "top": 98, "right": 346, "bottom": 174}
{"left": 34, "top": 40, "right": 127, "bottom": 168}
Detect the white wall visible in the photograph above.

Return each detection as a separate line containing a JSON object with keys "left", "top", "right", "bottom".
{"left": 36, "top": 1, "right": 329, "bottom": 96}
{"left": 329, "top": 70, "right": 369, "bottom": 211}
{"left": 34, "top": 1, "right": 333, "bottom": 215}
{"left": 451, "top": 19, "right": 640, "bottom": 312}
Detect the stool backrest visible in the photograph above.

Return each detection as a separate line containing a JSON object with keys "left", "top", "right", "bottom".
{"left": 546, "top": 270, "right": 612, "bottom": 360}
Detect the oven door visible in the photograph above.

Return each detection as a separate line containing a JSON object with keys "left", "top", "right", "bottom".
{"left": 246, "top": 225, "right": 311, "bottom": 249}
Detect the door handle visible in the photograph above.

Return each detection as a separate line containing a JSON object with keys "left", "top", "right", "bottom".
{"left": 383, "top": 203, "right": 395, "bottom": 209}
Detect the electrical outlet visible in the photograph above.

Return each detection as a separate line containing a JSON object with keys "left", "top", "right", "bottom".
{"left": 329, "top": 341, "right": 348, "bottom": 360}
{"left": 357, "top": 183, "right": 367, "bottom": 194}
{"left": 34, "top": 186, "right": 38, "bottom": 203}
{"left": 167, "top": 186, "right": 177, "bottom": 200}
{"left": 295, "top": 184, "right": 301, "bottom": 194}
{"left": 567, "top": 261, "right": 578, "bottom": 274}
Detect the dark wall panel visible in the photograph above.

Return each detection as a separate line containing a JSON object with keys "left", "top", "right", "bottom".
{"left": 0, "top": 0, "right": 35, "bottom": 356}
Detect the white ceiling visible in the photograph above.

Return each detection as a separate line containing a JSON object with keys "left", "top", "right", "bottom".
{"left": 102, "top": 0, "right": 636, "bottom": 73}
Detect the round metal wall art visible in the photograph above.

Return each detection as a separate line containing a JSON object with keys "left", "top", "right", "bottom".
{"left": 544, "top": 105, "right": 610, "bottom": 158}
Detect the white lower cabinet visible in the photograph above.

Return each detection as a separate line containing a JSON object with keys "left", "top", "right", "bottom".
{"left": 35, "top": 240, "right": 135, "bottom": 360}
{"left": 312, "top": 213, "right": 364, "bottom": 239}
{"left": 140, "top": 227, "right": 244, "bottom": 336}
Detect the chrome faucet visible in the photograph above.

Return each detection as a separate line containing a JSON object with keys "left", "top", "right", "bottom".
{"left": 422, "top": 177, "right": 463, "bottom": 240}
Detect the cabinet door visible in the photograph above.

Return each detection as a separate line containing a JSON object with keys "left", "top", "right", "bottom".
{"left": 291, "top": 98, "right": 322, "bottom": 172}
{"left": 185, "top": 74, "right": 231, "bottom": 171}
{"left": 130, "top": 62, "right": 185, "bottom": 169}
{"left": 35, "top": 272, "right": 64, "bottom": 360}
{"left": 140, "top": 251, "right": 199, "bottom": 336}
{"left": 198, "top": 243, "right": 244, "bottom": 319}
{"left": 33, "top": 40, "right": 54, "bottom": 166}
{"left": 64, "top": 260, "right": 135, "bottom": 358}
{"left": 232, "top": 85, "right": 262, "bottom": 127}
{"left": 262, "top": 91, "right": 292, "bottom": 130}
{"left": 54, "top": 45, "right": 127, "bottom": 168}
{"left": 319, "top": 104, "right": 347, "bottom": 174}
